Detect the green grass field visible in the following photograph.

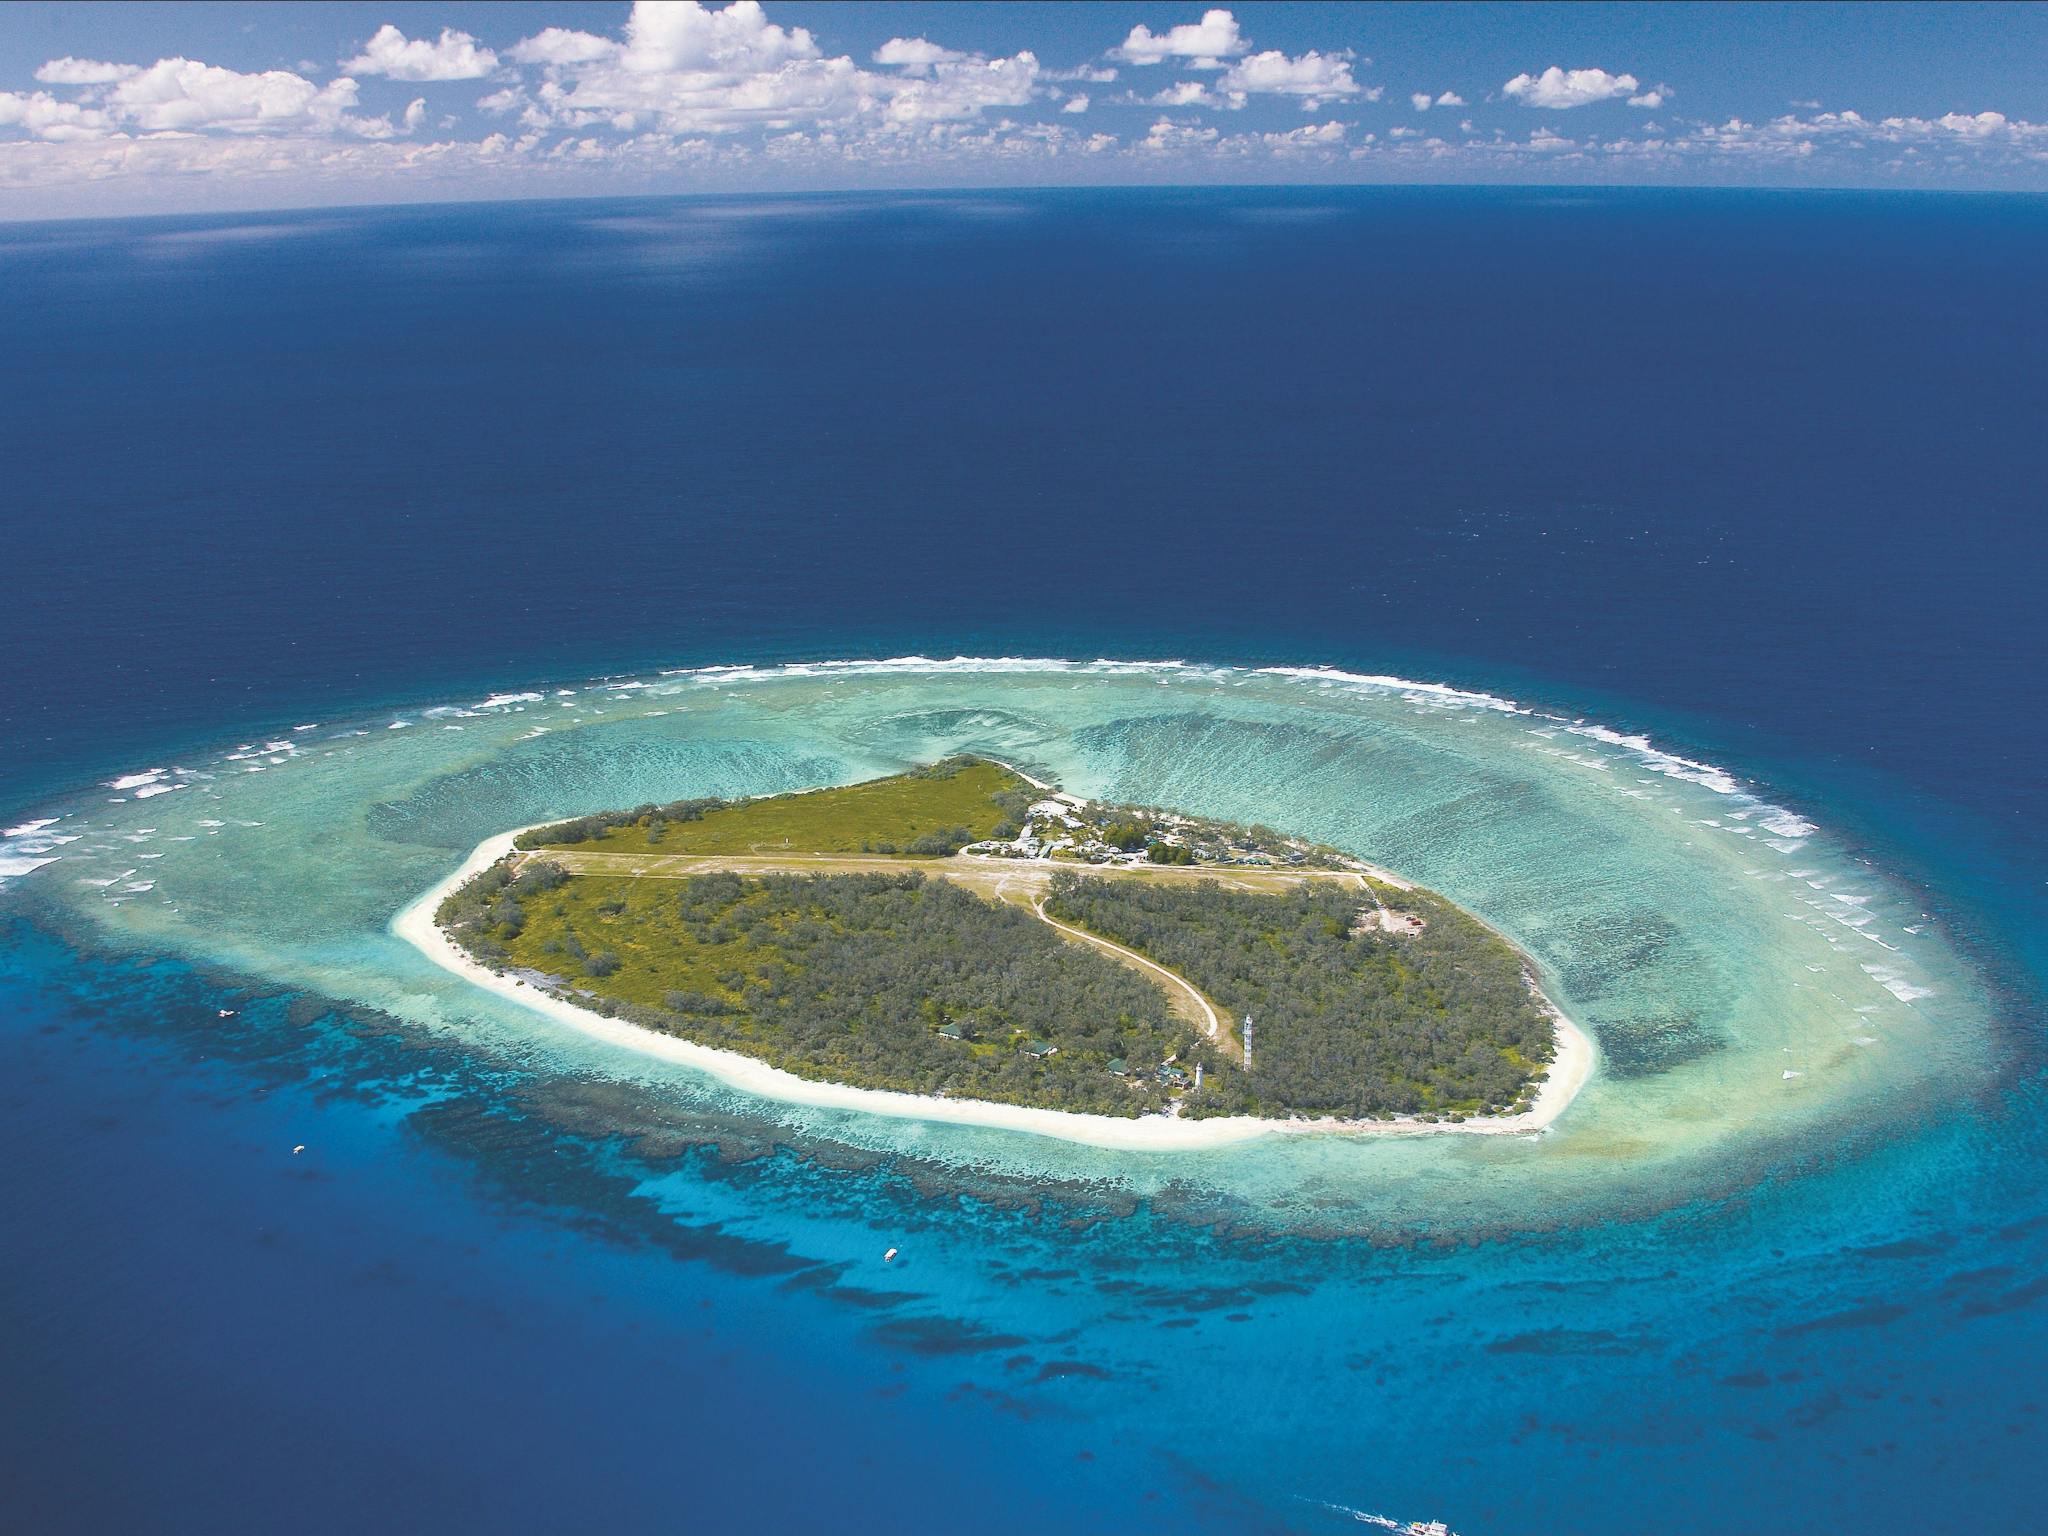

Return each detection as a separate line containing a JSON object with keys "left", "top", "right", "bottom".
{"left": 499, "top": 869, "right": 772, "bottom": 1010}
{"left": 530, "top": 757, "right": 1032, "bottom": 857}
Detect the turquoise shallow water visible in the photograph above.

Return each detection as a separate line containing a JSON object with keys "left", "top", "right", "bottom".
{"left": 2, "top": 659, "right": 2035, "bottom": 1532}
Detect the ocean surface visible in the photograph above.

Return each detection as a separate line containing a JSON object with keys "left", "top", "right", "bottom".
{"left": 1, "top": 189, "right": 2044, "bottom": 1535}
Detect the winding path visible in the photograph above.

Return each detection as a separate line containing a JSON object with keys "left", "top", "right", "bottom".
{"left": 1030, "top": 896, "right": 1234, "bottom": 1054}
{"left": 522, "top": 843, "right": 1243, "bottom": 1055}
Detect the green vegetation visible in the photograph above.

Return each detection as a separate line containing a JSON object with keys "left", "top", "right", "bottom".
{"left": 443, "top": 757, "right": 1557, "bottom": 1122}
{"left": 1100, "top": 818, "right": 1152, "bottom": 853}
{"left": 438, "top": 863, "right": 1223, "bottom": 1115}
{"left": 1044, "top": 874, "right": 1552, "bottom": 1119}
{"left": 516, "top": 756, "right": 1035, "bottom": 858}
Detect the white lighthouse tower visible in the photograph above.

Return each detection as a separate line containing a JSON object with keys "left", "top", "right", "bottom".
{"left": 1242, "top": 1014, "right": 1253, "bottom": 1070}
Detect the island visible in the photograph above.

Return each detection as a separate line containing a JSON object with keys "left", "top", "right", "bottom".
{"left": 403, "top": 757, "right": 1592, "bottom": 1145}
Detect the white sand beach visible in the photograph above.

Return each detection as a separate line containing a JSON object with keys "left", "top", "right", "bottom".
{"left": 392, "top": 830, "right": 1595, "bottom": 1151}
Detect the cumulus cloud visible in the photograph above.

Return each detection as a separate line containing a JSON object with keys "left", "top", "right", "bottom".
{"left": 507, "top": 28, "right": 617, "bottom": 67}
{"left": 1238, "top": 120, "right": 1346, "bottom": 153}
{"left": 883, "top": 53, "right": 1041, "bottom": 124}
{"left": 343, "top": 25, "right": 498, "bottom": 82}
{"left": 1139, "top": 117, "right": 1220, "bottom": 151}
{"left": 1921, "top": 110, "right": 2015, "bottom": 137}
{"left": 1117, "top": 10, "right": 1245, "bottom": 67}
{"left": 35, "top": 57, "right": 140, "bottom": 86}
{"left": 1149, "top": 81, "right": 1227, "bottom": 110}
{"left": 1411, "top": 90, "right": 1464, "bottom": 111}
{"left": 3, "top": 57, "right": 397, "bottom": 140}
{"left": 1628, "top": 86, "right": 1668, "bottom": 108}
{"left": 1502, "top": 66, "right": 1639, "bottom": 109}
{"left": 873, "top": 38, "right": 967, "bottom": 74}
{"left": 0, "top": 89, "right": 113, "bottom": 141}
{"left": 1220, "top": 50, "right": 1367, "bottom": 105}
{"left": 499, "top": 2, "right": 1042, "bottom": 137}
{"left": 625, "top": 0, "right": 819, "bottom": 71}
{"left": 1061, "top": 94, "right": 1089, "bottom": 114}
{"left": 114, "top": 59, "right": 374, "bottom": 134}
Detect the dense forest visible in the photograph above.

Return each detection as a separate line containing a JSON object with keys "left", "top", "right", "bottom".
{"left": 1043, "top": 874, "right": 1553, "bottom": 1119}
{"left": 439, "top": 861, "right": 1228, "bottom": 1116}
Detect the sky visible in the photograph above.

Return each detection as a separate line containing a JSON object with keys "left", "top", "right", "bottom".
{"left": 4, "top": 1, "right": 2048, "bottom": 219}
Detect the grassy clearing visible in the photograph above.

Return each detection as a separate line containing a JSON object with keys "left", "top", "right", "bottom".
{"left": 527, "top": 757, "right": 1033, "bottom": 857}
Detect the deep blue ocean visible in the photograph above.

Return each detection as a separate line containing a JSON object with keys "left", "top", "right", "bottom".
{"left": 2, "top": 188, "right": 2045, "bottom": 1534}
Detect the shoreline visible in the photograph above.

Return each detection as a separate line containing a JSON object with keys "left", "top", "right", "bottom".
{"left": 392, "top": 829, "right": 1595, "bottom": 1151}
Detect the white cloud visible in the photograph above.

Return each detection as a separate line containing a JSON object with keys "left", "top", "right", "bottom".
{"left": 882, "top": 53, "right": 1041, "bottom": 124}
{"left": 1410, "top": 92, "right": 1431, "bottom": 112}
{"left": 501, "top": 3, "right": 1042, "bottom": 137}
{"left": 507, "top": 29, "right": 616, "bottom": 67}
{"left": 4, "top": 51, "right": 432, "bottom": 143}
{"left": 623, "top": 0, "right": 819, "bottom": 71}
{"left": 1138, "top": 116, "right": 1219, "bottom": 152}
{"left": 403, "top": 97, "right": 428, "bottom": 131}
{"left": 1116, "top": 10, "right": 1245, "bottom": 66}
{"left": 1256, "top": 120, "right": 1345, "bottom": 149}
{"left": 1502, "top": 67, "right": 1639, "bottom": 109}
{"left": 1149, "top": 81, "right": 1226, "bottom": 110}
{"left": 1219, "top": 50, "right": 1366, "bottom": 104}
{"left": 1061, "top": 94, "right": 1089, "bottom": 115}
{"left": 115, "top": 59, "right": 372, "bottom": 134}
{"left": 8, "top": 57, "right": 394, "bottom": 139}
{"left": 873, "top": 38, "right": 967, "bottom": 74}
{"left": 1411, "top": 90, "right": 1463, "bottom": 112}
{"left": 34, "top": 58, "right": 139, "bottom": 86}
{"left": 0, "top": 89, "right": 113, "bottom": 141}
{"left": 1628, "top": 87, "right": 1667, "bottom": 109}
{"left": 1929, "top": 110, "right": 2013, "bottom": 138}
{"left": 343, "top": 25, "right": 498, "bottom": 82}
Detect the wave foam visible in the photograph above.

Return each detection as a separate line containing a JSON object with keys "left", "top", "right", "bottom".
{"left": 1862, "top": 963, "right": 1935, "bottom": 1003}
{"left": 0, "top": 816, "right": 79, "bottom": 886}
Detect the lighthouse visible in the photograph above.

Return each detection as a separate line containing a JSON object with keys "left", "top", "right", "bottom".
{"left": 1242, "top": 1014, "right": 1254, "bottom": 1070}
